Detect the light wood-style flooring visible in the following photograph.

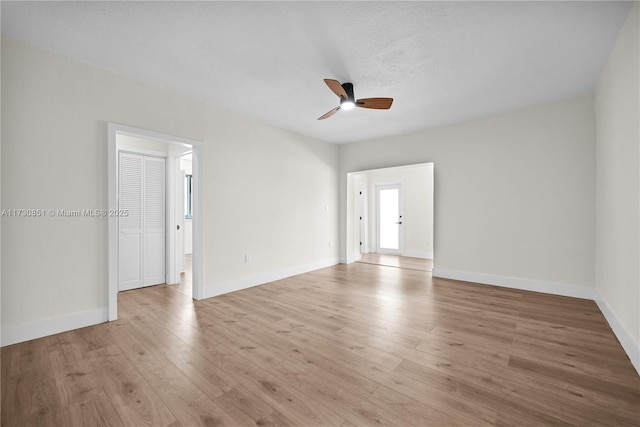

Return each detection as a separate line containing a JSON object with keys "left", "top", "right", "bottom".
{"left": 2, "top": 261, "right": 639, "bottom": 426}
{"left": 357, "top": 253, "right": 433, "bottom": 272}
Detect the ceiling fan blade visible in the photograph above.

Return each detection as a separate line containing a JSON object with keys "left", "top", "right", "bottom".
{"left": 324, "top": 79, "right": 348, "bottom": 99}
{"left": 356, "top": 98, "right": 394, "bottom": 109}
{"left": 317, "top": 106, "right": 340, "bottom": 120}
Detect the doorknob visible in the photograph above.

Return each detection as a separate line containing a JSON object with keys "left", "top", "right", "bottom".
{"left": 177, "top": 225, "right": 180, "bottom": 230}
{"left": 396, "top": 221, "right": 402, "bottom": 224}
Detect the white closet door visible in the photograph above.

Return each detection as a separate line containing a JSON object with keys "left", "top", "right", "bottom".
{"left": 118, "top": 153, "right": 143, "bottom": 291}
{"left": 143, "top": 156, "right": 166, "bottom": 286}
{"left": 118, "top": 152, "right": 166, "bottom": 291}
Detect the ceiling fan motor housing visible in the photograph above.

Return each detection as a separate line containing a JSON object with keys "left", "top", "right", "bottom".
{"left": 341, "top": 83, "right": 355, "bottom": 103}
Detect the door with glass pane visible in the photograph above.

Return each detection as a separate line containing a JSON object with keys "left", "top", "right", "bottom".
{"left": 376, "top": 184, "right": 403, "bottom": 254}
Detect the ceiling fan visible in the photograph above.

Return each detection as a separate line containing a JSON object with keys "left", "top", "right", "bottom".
{"left": 318, "top": 79, "right": 393, "bottom": 120}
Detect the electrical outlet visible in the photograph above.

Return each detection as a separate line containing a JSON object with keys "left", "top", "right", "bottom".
{"left": 244, "top": 253, "right": 251, "bottom": 263}
{"left": 329, "top": 241, "right": 333, "bottom": 248}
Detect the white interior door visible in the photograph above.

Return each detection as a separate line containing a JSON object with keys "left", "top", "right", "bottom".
{"left": 143, "top": 156, "right": 166, "bottom": 286}
{"left": 176, "top": 168, "right": 185, "bottom": 274}
{"left": 119, "top": 153, "right": 143, "bottom": 290}
{"left": 118, "top": 152, "right": 166, "bottom": 291}
{"left": 376, "top": 184, "right": 403, "bottom": 255}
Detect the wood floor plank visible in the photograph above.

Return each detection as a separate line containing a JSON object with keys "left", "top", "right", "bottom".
{"left": 2, "top": 256, "right": 639, "bottom": 426}
{"left": 498, "top": 369, "right": 640, "bottom": 427}
{"left": 415, "top": 333, "right": 510, "bottom": 365}
{"left": 189, "top": 315, "right": 397, "bottom": 426}
{"left": 252, "top": 317, "right": 499, "bottom": 426}
{"left": 509, "top": 336, "right": 640, "bottom": 385}
{"left": 366, "top": 384, "right": 466, "bottom": 427}
{"left": 123, "top": 292, "right": 346, "bottom": 426}
{"left": 218, "top": 296, "right": 405, "bottom": 371}
{"left": 97, "top": 362, "right": 179, "bottom": 426}
{"left": 213, "top": 386, "right": 295, "bottom": 427}
{"left": 137, "top": 362, "right": 239, "bottom": 427}
{"left": 508, "top": 355, "right": 640, "bottom": 404}
{"left": 214, "top": 309, "right": 381, "bottom": 395}
{"left": 62, "top": 391, "right": 128, "bottom": 427}
{"left": 2, "top": 367, "right": 62, "bottom": 426}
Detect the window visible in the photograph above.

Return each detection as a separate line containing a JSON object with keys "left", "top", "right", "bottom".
{"left": 185, "top": 174, "right": 193, "bottom": 219}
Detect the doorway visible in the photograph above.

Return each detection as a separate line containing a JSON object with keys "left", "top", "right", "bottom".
{"left": 107, "top": 123, "right": 203, "bottom": 321}
{"left": 347, "top": 163, "right": 434, "bottom": 267}
{"left": 176, "top": 152, "right": 194, "bottom": 295}
{"left": 376, "top": 183, "right": 403, "bottom": 255}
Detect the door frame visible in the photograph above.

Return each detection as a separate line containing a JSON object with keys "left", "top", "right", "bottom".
{"left": 358, "top": 183, "right": 366, "bottom": 254}
{"left": 108, "top": 123, "right": 204, "bottom": 321}
{"left": 374, "top": 182, "right": 404, "bottom": 255}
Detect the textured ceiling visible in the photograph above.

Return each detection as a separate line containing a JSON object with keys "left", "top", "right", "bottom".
{"left": 1, "top": 1, "right": 632, "bottom": 144}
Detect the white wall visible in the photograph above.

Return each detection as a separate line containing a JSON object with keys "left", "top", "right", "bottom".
{"left": 353, "top": 164, "right": 434, "bottom": 259}
{"left": 595, "top": 3, "right": 640, "bottom": 372}
{"left": 341, "top": 94, "right": 596, "bottom": 297}
{"left": 1, "top": 37, "right": 339, "bottom": 343}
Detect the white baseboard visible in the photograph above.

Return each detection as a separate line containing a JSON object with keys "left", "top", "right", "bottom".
{"left": 594, "top": 293, "right": 640, "bottom": 375}
{"left": 1, "top": 307, "right": 108, "bottom": 347}
{"left": 340, "top": 253, "right": 361, "bottom": 264}
{"left": 201, "top": 257, "right": 341, "bottom": 299}
{"left": 402, "top": 250, "right": 433, "bottom": 259}
{"left": 432, "top": 267, "right": 597, "bottom": 300}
